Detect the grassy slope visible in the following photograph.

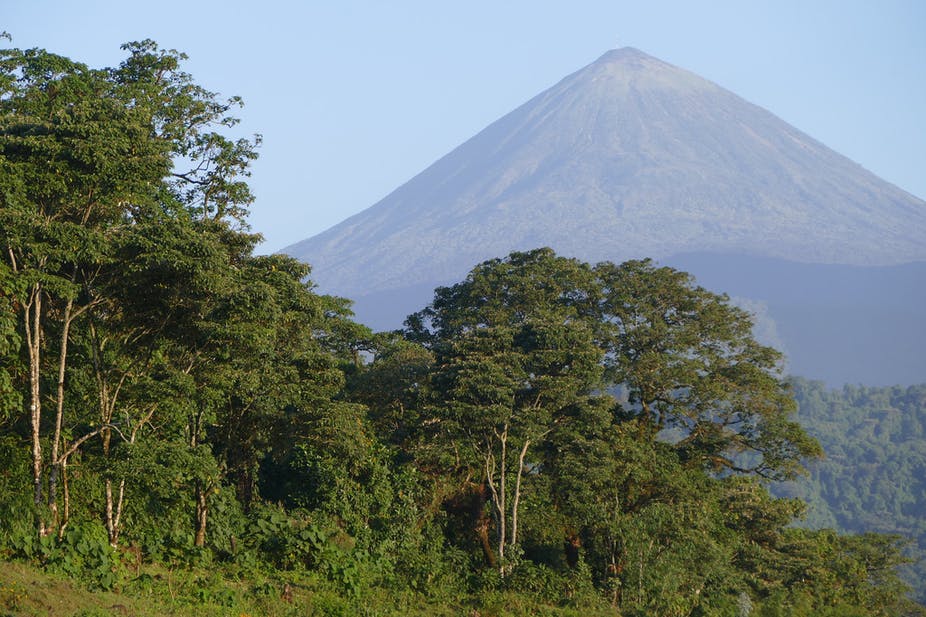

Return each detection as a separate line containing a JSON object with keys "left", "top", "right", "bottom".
{"left": 0, "top": 559, "right": 613, "bottom": 617}
{"left": 0, "top": 560, "right": 346, "bottom": 617}
{"left": 1, "top": 561, "right": 153, "bottom": 617}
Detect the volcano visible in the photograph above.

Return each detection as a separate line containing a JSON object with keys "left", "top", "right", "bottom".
{"left": 284, "top": 48, "right": 926, "bottom": 385}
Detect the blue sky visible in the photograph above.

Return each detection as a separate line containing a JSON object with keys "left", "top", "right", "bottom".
{"left": 5, "top": 1, "right": 925, "bottom": 253}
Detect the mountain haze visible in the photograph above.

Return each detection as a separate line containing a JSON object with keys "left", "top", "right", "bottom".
{"left": 285, "top": 48, "right": 926, "bottom": 385}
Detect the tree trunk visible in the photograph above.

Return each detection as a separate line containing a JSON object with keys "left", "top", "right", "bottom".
{"left": 498, "top": 430, "right": 506, "bottom": 566}
{"left": 105, "top": 477, "right": 117, "bottom": 546}
{"left": 91, "top": 323, "right": 155, "bottom": 549}
{"left": 48, "top": 297, "right": 75, "bottom": 534}
{"left": 190, "top": 407, "right": 209, "bottom": 548}
{"left": 194, "top": 482, "right": 208, "bottom": 547}
{"left": 101, "top": 424, "right": 122, "bottom": 546}
{"left": 484, "top": 425, "right": 535, "bottom": 575}
{"left": 510, "top": 438, "right": 530, "bottom": 550}
{"left": 101, "top": 422, "right": 116, "bottom": 541}
{"left": 485, "top": 443, "right": 505, "bottom": 569}
{"left": 57, "top": 459, "right": 70, "bottom": 540}
{"left": 475, "top": 511, "right": 498, "bottom": 569}
{"left": 25, "top": 287, "right": 45, "bottom": 536}
{"left": 103, "top": 466, "right": 126, "bottom": 548}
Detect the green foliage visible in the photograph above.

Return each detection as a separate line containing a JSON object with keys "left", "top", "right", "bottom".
{"left": 0, "top": 438, "right": 31, "bottom": 552}
{"left": 747, "top": 529, "right": 924, "bottom": 616}
{"left": 0, "top": 264, "right": 20, "bottom": 420}
{"left": 593, "top": 259, "right": 822, "bottom": 480}
{"left": 47, "top": 523, "right": 124, "bottom": 591}
{"left": 776, "top": 378, "right": 926, "bottom": 605}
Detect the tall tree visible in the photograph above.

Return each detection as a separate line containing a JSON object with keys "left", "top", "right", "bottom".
{"left": 407, "top": 249, "right": 606, "bottom": 570}
{"left": 0, "top": 41, "right": 259, "bottom": 539}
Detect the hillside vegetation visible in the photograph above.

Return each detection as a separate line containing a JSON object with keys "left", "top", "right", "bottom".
{"left": 779, "top": 380, "right": 926, "bottom": 604}
{"left": 1, "top": 42, "right": 923, "bottom": 616}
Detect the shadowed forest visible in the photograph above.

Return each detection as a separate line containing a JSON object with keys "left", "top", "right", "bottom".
{"left": 1, "top": 42, "right": 924, "bottom": 616}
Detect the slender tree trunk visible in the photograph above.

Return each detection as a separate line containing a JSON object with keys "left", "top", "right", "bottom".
{"left": 47, "top": 470, "right": 60, "bottom": 531}
{"left": 107, "top": 405, "right": 155, "bottom": 547}
{"left": 485, "top": 433, "right": 507, "bottom": 569}
{"left": 100, "top": 411, "right": 118, "bottom": 546}
{"left": 104, "top": 477, "right": 117, "bottom": 545}
{"left": 484, "top": 424, "right": 533, "bottom": 574}
{"left": 102, "top": 430, "right": 126, "bottom": 548}
{"left": 48, "top": 297, "right": 75, "bottom": 533}
{"left": 510, "top": 438, "right": 530, "bottom": 550}
{"left": 115, "top": 479, "right": 125, "bottom": 542}
{"left": 190, "top": 408, "right": 208, "bottom": 548}
{"left": 58, "top": 459, "right": 70, "bottom": 540}
{"left": 117, "top": 405, "right": 156, "bottom": 547}
{"left": 194, "top": 482, "right": 208, "bottom": 547}
{"left": 25, "top": 286, "right": 46, "bottom": 536}
{"left": 104, "top": 477, "right": 126, "bottom": 547}
{"left": 102, "top": 425, "right": 119, "bottom": 546}
{"left": 91, "top": 322, "right": 136, "bottom": 548}
{"left": 498, "top": 426, "right": 507, "bottom": 566}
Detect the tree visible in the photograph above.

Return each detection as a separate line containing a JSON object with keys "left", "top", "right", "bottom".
{"left": 407, "top": 249, "right": 607, "bottom": 571}
{"left": 538, "top": 258, "right": 823, "bottom": 607}
{"left": 593, "top": 259, "right": 821, "bottom": 480}
{"left": 347, "top": 332, "right": 434, "bottom": 455}
{"left": 778, "top": 378, "right": 926, "bottom": 605}
{"left": 0, "top": 46, "right": 163, "bottom": 537}
{"left": 208, "top": 253, "right": 370, "bottom": 514}
{"left": 0, "top": 40, "right": 259, "bottom": 540}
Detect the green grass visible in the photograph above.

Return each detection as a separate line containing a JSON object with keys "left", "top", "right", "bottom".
{"left": 0, "top": 559, "right": 618, "bottom": 617}
{"left": 1, "top": 560, "right": 150, "bottom": 617}
{"left": 0, "top": 559, "right": 317, "bottom": 617}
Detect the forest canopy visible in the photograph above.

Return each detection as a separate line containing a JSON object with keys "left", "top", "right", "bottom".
{"left": 0, "top": 41, "right": 922, "bottom": 616}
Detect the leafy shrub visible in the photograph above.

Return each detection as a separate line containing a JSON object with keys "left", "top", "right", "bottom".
{"left": 0, "top": 438, "right": 32, "bottom": 559}
{"left": 46, "top": 522, "right": 125, "bottom": 591}
{"left": 506, "top": 561, "right": 562, "bottom": 600}
{"left": 243, "top": 505, "right": 363, "bottom": 595}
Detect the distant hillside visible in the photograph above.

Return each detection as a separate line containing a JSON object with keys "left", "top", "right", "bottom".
{"left": 777, "top": 379, "right": 926, "bottom": 602}
{"left": 284, "top": 47, "right": 926, "bottom": 385}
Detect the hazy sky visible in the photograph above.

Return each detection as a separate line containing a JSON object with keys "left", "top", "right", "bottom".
{"left": 5, "top": 1, "right": 925, "bottom": 253}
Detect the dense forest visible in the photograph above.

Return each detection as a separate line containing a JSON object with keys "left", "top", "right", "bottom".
{"left": 0, "top": 42, "right": 923, "bottom": 616}
{"left": 778, "top": 381, "right": 926, "bottom": 606}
